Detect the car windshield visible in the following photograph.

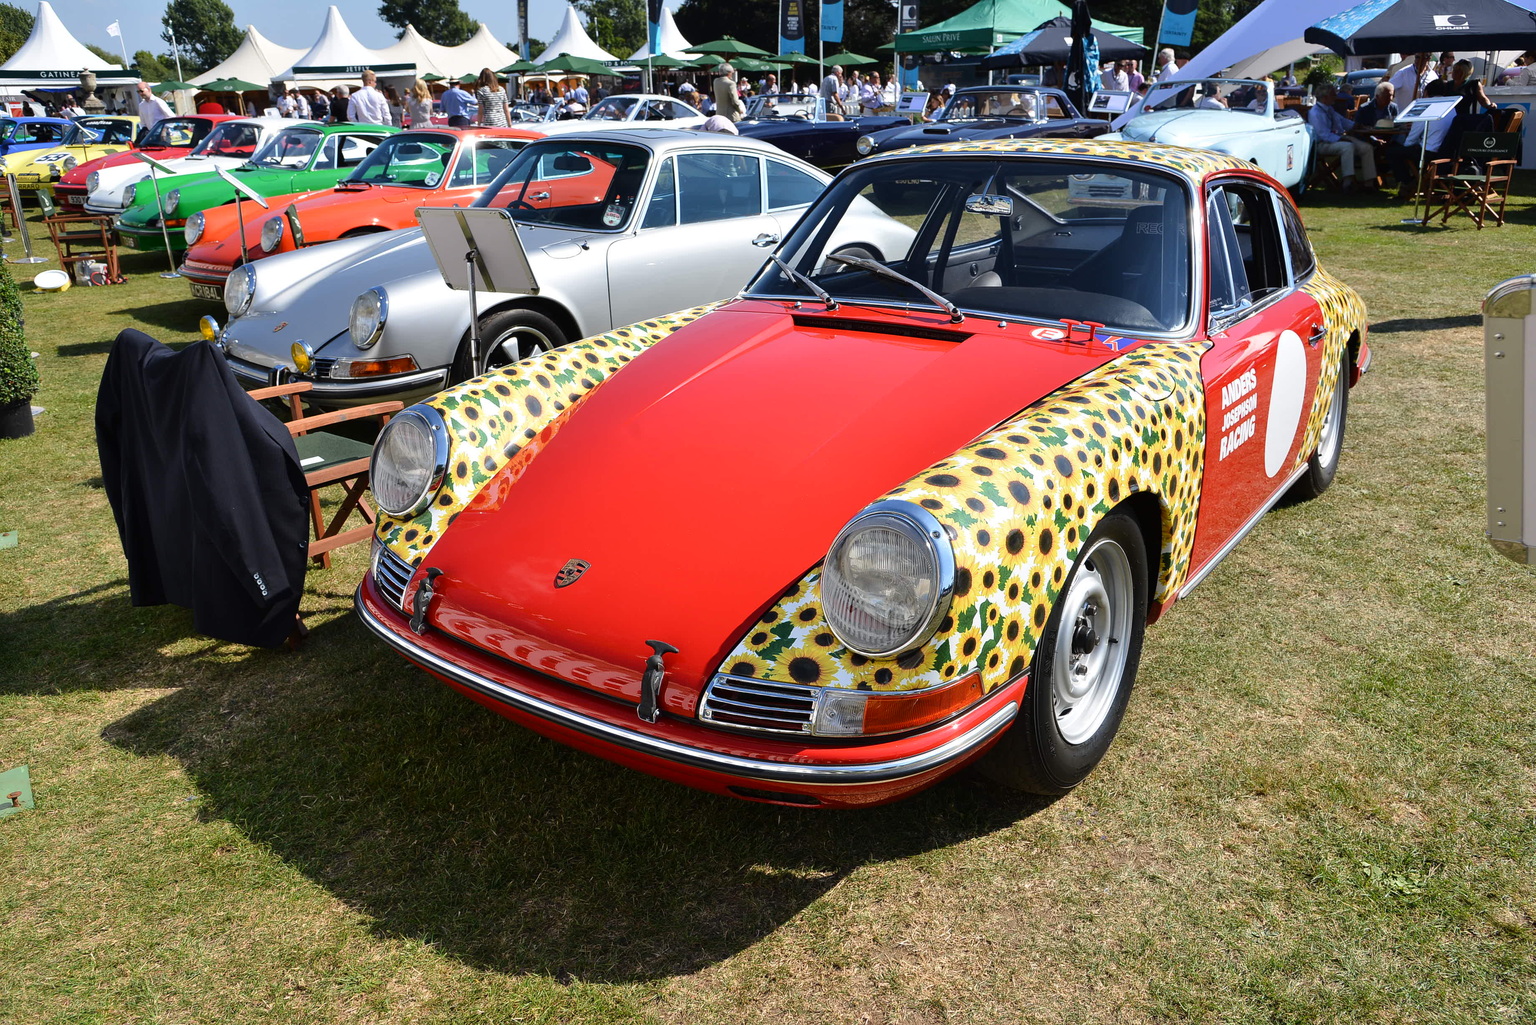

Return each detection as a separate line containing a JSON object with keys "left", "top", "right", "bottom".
{"left": 1143, "top": 78, "right": 1271, "bottom": 115}
{"left": 249, "top": 127, "right": 323, "bottom": 168}
{"left": 59, "top": 122, "right": 101, "bottom": 146}
{"left": 189, "top": 121, "right": 260, "bottom": 159}
{"left": 746, "top": 94, "right": 821, "bottom": 118}
{"left": 346, "top": 132, "right": 457, "bottom": 187}
{"left": 585, "top": 96, "right": 636, "bottom": 121}
{"left": 474, "top": 138, "right": 646, "bottom": 232}
{"left": 0, "top": 118, "right": 13, "bottom": 138}
{"left": 939, "top": 89, "right": 1068, "bottom": 121}
{"left": 70, "top": 119, "right": 134, "bottom": 145}
{"left": 140, "top": 117, "right": 199, "bottom": 148}
{"left": 747, "top": 157, "right": 1193, "bottom": 334}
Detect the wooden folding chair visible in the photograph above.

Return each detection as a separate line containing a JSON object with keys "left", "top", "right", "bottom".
{"left": 37, "top": 191, "right": 119, "bottom": 281}
{"left": 245, "top": 381, "right": 404, "bottom": 570}
{"left": 1432, "top": 132, "right": 1519, "bottom": 229}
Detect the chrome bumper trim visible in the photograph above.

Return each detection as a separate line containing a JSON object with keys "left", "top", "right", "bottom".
{"left": 355, "top": 587, "right": 1018, "bottom": 786}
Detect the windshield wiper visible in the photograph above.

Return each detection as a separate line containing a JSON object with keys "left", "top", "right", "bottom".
{"left": 769, "top": 253, "right": 838, "bottom": 312}
{"left": 827, "top": 253, "right": 963, "bottom": 323}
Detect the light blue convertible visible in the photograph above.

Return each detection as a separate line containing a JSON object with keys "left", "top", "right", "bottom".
{"left": 1102, "top": 79, "right": 1314, "bottom": 198}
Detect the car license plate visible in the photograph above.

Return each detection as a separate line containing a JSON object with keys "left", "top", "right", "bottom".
{"left": 190, "top": 282, "right": 222, "bottom": 302}
{"left": 122, "top": 234, "right": 138, "bottom": 249}
{"left": 66, "top": 194, "right": 84, "bottom": 205}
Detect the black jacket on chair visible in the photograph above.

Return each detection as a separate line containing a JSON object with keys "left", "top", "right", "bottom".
{"left": 96, "top": 330, "right": 309, "bottom": 648}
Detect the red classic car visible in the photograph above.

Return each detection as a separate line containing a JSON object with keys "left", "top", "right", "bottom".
{"left": 356, "top": 138, "right": 1369, "bottom": 808}
{"left": 179, "top": 127, "right": 544, "bottom": 301}
{"left": 52, "top": 114, "right": 238, "bottom": 207}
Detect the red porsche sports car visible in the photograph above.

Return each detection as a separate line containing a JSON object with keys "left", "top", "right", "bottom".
{"left": 355, "top": 138, "right": 1369, "bottom": 808}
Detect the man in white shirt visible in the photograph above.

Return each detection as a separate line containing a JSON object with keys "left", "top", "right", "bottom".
{"left": 347, "top": 69, "right": 390, "bottom": 125}
{"left": 135, "top": 81, "right": 173, "bottom": 131}
{"left": 1308, "top": 84, "right": 1376, "bottom": 190}
{"left": 1389, "top": 53, "right": 1436, "bottom": 106}
{"left": 1156, "top": 48, "right": 1179, "bottom": 82}
{"left": 819, "top": 65, "right": 844, "bottom": 118}
{"left": 1100, "top": 63, "right": 1129, "bottom": 92}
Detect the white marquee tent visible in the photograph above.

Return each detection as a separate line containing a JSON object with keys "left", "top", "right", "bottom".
{"left": 627, "top": 7, "right": 694, "bottom": 61}
{"left": 532, "top": 5, "right": 620, "bottom": 65}
{"left": 190, "top": 26, "right": 305, "bottom": 88}
{"left": 0, "top": 0, "right": 136, "bottom": 90}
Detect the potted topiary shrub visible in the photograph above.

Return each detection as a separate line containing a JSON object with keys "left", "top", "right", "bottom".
{"left": 0, "top": 260, "right": 36, "bottom": 439}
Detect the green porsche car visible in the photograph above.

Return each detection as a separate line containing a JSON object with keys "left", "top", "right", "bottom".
{"left": 115, "top": 122, "right": 398, "bottom": 252}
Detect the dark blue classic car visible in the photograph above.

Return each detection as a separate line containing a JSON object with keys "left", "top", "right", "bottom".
{"left": 735, "top": 94, "right": 909, "bottom": 170}
{"left": 854, "top": 87, "right": 1105, "bottom": 158}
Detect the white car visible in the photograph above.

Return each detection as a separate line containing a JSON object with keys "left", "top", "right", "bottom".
{"left": 214, "top": 130, "right": 913, "bottom": 408}
{"left": 84, "top": 116, "right": 308, "bottom": 215}
{"left": 532, "top": 94, "right": 707, "bottom": 135}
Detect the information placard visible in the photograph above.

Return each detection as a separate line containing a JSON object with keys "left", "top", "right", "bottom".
{"left": 1088, "top": 90, "right": 1133, "bottom": 115}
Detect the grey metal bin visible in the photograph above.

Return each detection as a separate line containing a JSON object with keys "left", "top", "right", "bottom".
{"left": 1486, "top": 275, "right": 1536, "bottom": 566}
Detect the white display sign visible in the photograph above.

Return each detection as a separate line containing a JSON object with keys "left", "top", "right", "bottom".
{"left": 1088, "top": 90, "right": 1133, "bottom": 114}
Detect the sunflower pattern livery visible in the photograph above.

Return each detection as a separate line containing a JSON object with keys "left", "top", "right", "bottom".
{"left": 376, "top": 303, "right": 726, "bottom": 567}
{"left": 718, "top": 341, "right": 1209, "bottom": 695}
{"left": 900, "top": 136, "right": 1258, "bottom": 178}
{"left": 1293, "top": 267, "right": 1368, "bottom": 473}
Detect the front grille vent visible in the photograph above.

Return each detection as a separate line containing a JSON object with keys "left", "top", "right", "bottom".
{"left": 311, "top": 358, "right": 337, "bottom": 379}
{"left": 373, "top": 544, "right": 415, "bottom": 611}
{"left": 699, "top": 674, "right": 817, "bottom": 734}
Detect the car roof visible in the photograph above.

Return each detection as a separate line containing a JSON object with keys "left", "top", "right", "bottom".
{"left": 861, "top": 136, "right": 1264, "bottom": 181}
{"left": 537, "top": 127, "right": 811, "bottom": 160}
{"left": 8, "top": 116, "right": 72, "bottom": 125}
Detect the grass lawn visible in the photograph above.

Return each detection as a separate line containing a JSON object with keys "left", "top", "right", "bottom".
{"left": 2, "top": 181, "right": 1534, "bottom": 1025}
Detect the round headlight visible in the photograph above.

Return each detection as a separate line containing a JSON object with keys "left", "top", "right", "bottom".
{"left": 60, "top": 154, "right": 76, "bottom": 171}
{"left": 162, "top": 188, "right": 179, "bottom": 215}
{"left": 224, "top": 263, "right": 255, "bottom": 318}
{"left": 822, "top": 500, "right": 954, "bottom": 659}
{"left": 349, "top": 287, "right": 388, "bottom": 349}
{"left": 370, "top": 406, "right": 449, "bottom": 518}
{"left": 184, "top": 210, "right": 205, "bottom": 246}
{"left": 855, "top": 134, "right": 876, "bottom": 156}
{"left": 125, "top": 181, "right": 138, "bottom": 205}
{"left": 87, "top": 170, "right": 100, "bottom": 191}
{"left": 259, "top": 215, "right": 284, "bottom": 253}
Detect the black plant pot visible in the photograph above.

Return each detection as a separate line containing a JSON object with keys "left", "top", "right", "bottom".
{"left": 0, "top": 397, "right": 34, "bottom": 439}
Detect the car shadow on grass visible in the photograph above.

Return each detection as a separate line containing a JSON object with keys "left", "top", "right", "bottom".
{"left": 100, "top": 606, "right": 1051, "bottom": 983}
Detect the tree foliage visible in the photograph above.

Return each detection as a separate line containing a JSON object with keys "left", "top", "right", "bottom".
{"left": 161, "top": 0, "right": 241, "bottom": 73}
{"left": 378, "top": 0, "right": 477, "bottom": 45}
{"left": 85, "top": 44, "right": 124, "bottom": 67}
{"left": 134, "top": 50, "right": 179, "bottom": 82}
{"left": 573, "top": 0, "right": 646, "bottom": 59}
{"left": 0, "top": 2, "right": 33, "bottom": 65}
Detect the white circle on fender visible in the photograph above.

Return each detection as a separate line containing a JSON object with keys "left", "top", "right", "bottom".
{"left": 1265, "top": 330, "right": 1307, "bottom": 477}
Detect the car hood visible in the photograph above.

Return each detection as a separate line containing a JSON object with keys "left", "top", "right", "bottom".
{"left": 1117, "top": 109, "right": 1266, "bottom": 144}
{"left": 421, "top": 300, "right": 1141, "bottom": 712}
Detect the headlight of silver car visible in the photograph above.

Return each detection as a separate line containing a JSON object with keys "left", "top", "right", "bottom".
{"left": 821, "top": 500, "right": 954, "bottom": 659}
{"left": 348, "top": 287, "right": 388, "bottom": 349}
{"left": 184, "top": 210, "right": 205, "bottom": 246}
{"left": 224, "top": 264, "right": 255, "bottom": 318}
{"left": 370, "top": 406, "right": 449, "bottom": 518}
{"left": 855, "top": 134, "right": 876, "bottom": 156}
{"left": 162, "top": 188, "right": 179, "bottom": 215}
{"left": 259, "top": 215, "right": 284, "bottom": 253}
{"left": 125, "top": 181, "right": 138, "bottom": 205}
{"left": 87, "top": 170, "right": 100, "bottom": 191}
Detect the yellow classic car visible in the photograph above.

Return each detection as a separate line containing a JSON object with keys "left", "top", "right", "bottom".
{"left": 4, "top": 115, "right": 138, "bottom": 192}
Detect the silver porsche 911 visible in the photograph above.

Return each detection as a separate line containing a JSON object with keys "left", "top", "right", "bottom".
{"left": 213, "top": 129, "right": 914, "bottom": 407}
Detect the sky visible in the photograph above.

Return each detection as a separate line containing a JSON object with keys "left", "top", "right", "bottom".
{"left": 34, "top": 1, "right": 681, "bottom": 63}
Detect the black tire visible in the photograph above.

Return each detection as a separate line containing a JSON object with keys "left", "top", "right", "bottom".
{"left": 448, "top": 307, "right": 566, "bottom": 384}
{"left": 1288, "top": 347, "right": 1350, "bottom": 501}
{"left": 979, "top": 510, "right": 1149, "bottom": 796}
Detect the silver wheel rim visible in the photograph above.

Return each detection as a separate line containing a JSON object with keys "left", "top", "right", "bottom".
{"left": 485, "top": 324, "right": 554, "bottom": 369}
{"left": 1051, "top": 537, "right": 1133, "bottom": 745}
{"left": 1315, "top": 370, "right": 1346, "bottom": 469}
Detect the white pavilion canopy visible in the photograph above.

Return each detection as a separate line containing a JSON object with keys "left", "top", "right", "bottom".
{"left": 190, "top": 26, "right": 305, "bottom": 88}
{"left": 627, "top": 7, "right": 694, "bottom": 61}
{"left": 0, "top": 0, "right": 137, "bottom": 90}
{"left": 532, "top": 6, "right": 620, "bottom": 65}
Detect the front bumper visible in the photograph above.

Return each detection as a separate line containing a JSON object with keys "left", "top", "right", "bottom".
{"left": 355, "top": 573, "right": 1021, "bottom": 807}
{"left": 116, "top": 221, "right": 178, "bottom": 252}
{"left": 223, "top": 337, "right": 449, "bottom": 407}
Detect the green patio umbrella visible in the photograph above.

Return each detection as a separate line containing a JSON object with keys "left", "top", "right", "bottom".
{"left": 499, "top": 59, "right": 539, "bottom": 74}
{"left": 199, "top": 77, "right": 265, "bottom": 92}
{"left": 730, "top": 56, "right": 784, "bottom": 73}
{"left": 458, "top": 73, "right": 478, "bottom": 84}
{"left": 421, "top": 72, "right": 445, "bottom": 82}
{"left": 536, "top": 53, "right": 617, "bottom": 77}
{"left": 152, "top": 80, "right": 196, "bottom": 95}
{"left": 824, "top": 51, "right": 880, "bottom": 67}
{"left": 637, "top": 54, "right": 695, "bottom": 69}
{"left": 775, "top": 52, "right": 821, "bottom": 66}
{"left": 685, "top": 36, "right": 772, "bottom": 57}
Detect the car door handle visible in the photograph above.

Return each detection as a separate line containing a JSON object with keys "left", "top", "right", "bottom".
{"left": 752, "top": 232, "right": 780, "bottom": 248}
{"left": 1308, "top": 323, "right": 1326, "bottom": 346}
{"left": 530, "top": 191, "right": 550, "bottom": 201}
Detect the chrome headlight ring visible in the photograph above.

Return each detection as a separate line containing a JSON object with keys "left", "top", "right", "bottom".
{"left": 370, "top": 405, "right": 450, "bottom": 518}
{"left": 821, "top": 499, "right": 956, "bottom": 659}
{"left": 184, "top": 210, "right": 205, "bottom": 246}
{"left": 224, "top": 263, "right": 256, "bottom": 318}
{"left": 855, "top": 134, "right": 876, "bottom": 156}
{"left": 162, "top": 188, "right": 179, "bottom": 215}
{"left": 259, "top": 215, "right": 285, "bottom": 253}
{"left": 86, "top": 170, "right": 100, "bottom": 191}
{"left": 348, "top": 287, "right": 389, "bottom": 349}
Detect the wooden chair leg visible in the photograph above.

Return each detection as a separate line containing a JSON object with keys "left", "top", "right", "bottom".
{"left": 307, "top": 490, "right": 331, "bottom": 569}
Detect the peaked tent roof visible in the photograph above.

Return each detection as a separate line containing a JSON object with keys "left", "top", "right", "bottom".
{"left": 532, "top": 5, "right": 619, "bottom": 65}
{"left": 273, "top": 5, "right": 416, "bottom": 81}
{"left": 0, "top": 0, "right": 138, "bottom": 88}
{"left": 628, "top": 7, "right": 694, "bottom": 61}
{"left": 894, "top": 0, "right": 1143, "bottom": 52}
{"left": 191, "top": 25, "right": 306, "bottom": 87}
{"left": 375, "top": 24, "right": 456, "bottom": 78}
{"left": 450, "top": 23, "right": 520, "bottom": 75}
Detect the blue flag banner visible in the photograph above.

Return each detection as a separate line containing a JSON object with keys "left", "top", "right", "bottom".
{"left": 781, "top": 0, "right": 806, "bottom": 53}
{"left": 648, "top": 0, "right": 664, "bottom": 55}
{"left": 822, "top": 0, "right": 844, "bottom": 45}
{"left": 1160, "top": 0, "right": 1199, "bottom": 46}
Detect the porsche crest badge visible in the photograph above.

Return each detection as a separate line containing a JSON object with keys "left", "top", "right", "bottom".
{"left": 554, "top": 559, "right": 590, "bottom": 588}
